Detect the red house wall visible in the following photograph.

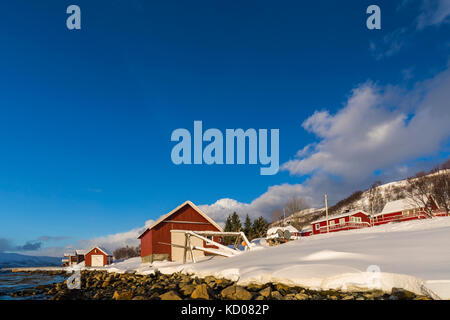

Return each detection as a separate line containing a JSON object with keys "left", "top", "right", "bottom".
{"left": 140, "top": 204, "right": 221, "bottom": 260}
{"left": 312, "top": 212, "right": 370, "bottom": 234}
{"left": 85, "top": 248, "right": 109, "bottom": 267}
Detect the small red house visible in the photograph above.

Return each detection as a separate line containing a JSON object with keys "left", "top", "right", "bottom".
{"left": 84, "top": 246, "right": 113, "bottom": 267}
{"left": 372, "top": 195, "right": 444, "bottom": 226}
{"left": 311, "top": 210, "right": 371, "bottom": 235}
{"left": 300, "top": 226, "right": 312, "bottom": 237}
{"left": 138, "top": 201, "right": 223, "bottom": 263}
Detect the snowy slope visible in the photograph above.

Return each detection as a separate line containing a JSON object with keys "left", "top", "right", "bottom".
{"left": 96, "top": 217, "right": 450, "bottom": 299}
{"left": 0, "top": 252, "right": 61, "bottom": 268}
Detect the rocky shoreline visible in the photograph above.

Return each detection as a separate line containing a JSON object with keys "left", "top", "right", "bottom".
{"left": 10, "top": 270, "right": 432, "bottom": 300}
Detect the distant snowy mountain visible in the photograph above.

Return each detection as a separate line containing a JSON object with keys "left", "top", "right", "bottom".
{"left": 0, "top": 252, "right": 60, "bottom": 269}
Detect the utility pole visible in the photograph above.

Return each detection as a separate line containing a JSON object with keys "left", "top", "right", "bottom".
{"left": 283, "top": 208, "right": 286, "bottom": 227}
{"left": 325, "top": 193, "right": 329, "bottom": 233}
{"left": 371, "top": 200, "right": 374, "bottom": 227}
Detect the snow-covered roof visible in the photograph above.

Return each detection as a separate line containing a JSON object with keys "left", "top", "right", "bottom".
{"left": 87, "top": 246, "right": 113, "bottom": 256}
{"left": 266, "top": 225, "right": 299, "bottom": 236}
{"left": 376, "top": 198, "right": 418, "bottom": 216}
{"left": 138, "top": 201, "right": 223, "bottom": 238}
{"left": 75, "top": 250, "right": 86, "bottom": 255}
{"left": 311, "top": 210, "right": 369, "bottom": 224}
{"left": 374, "top": 195, "right": 439, "bottom": 217}
{"left": 301, "top": 226, "right": 312, "bottom": 232}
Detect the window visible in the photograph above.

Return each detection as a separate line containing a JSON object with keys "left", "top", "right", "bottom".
{"left": 315, "top": 224, "right": 320, "bottom": 230}
{"left": 340, "top": 218, "right": 345, "bottom": 225}
{"left": 330, "top": 220, "right": 335, "bottom": 226}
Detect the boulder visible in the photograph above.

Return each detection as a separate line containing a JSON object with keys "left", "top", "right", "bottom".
{"left": 247, "top": 283, "right": 264, "bottom": 292}
{"left": 191, "top": 284, "right": 210, "bottom": 300}
{"left": 270, "top": 291, "right": 283, "bottom": 300}
{"left": 159, "top": 291, "right": 182, "bottom": 300}
{"left": 391, "top": 288, "right": 416, "bottom": 300}
{"left": 221, "top": 286, "right": 253, "bottom": 300}
{"left": 275, "top": 283, "right": 290, "bottom": 295}
{"left": 179, "top": 284, "right": 196, "bottom": 296}
{"left": 294, "top": 293, "right": 309, "bottom": 300}
{"left": 113, "top": 290, "right": 134, "bottom": 300}
{"left": 259, "top": 286, "right": 272, "bottom": 298}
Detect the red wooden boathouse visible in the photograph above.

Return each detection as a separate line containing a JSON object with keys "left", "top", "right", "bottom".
{"left": 85, "top": 246, "right": 113, "bottom": 267}
{"left": 138, "top": 201, "right": 223, "bottom": 263}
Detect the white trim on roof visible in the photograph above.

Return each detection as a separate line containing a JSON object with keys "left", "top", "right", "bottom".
{"left": 87, "top": 246, "right": 112, "bottom": 256}
{"left": 137, "top": 201, "right": 223, "bottom": 239}
{"left": 311, "top": 210, "right": 369, "bottom": 224}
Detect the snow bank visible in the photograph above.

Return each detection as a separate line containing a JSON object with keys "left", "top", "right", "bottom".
{"left": 83, "top": 217, "right": 450, "bottom": 299}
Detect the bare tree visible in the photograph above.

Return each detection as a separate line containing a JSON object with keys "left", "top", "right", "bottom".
{"left": 430, "top": 166, "right": 450, "bottom": 214}
{"left": 271, "top": 209, "right": 283, "bottom": 224}
{"left": 284, "top": 196, "right": 309, "bottom": 217}
{"left": 405, "top": 173, "right": 434, "bottom": 218}
{"left": 368, "top": 181, "right": 384, "bottom": 215}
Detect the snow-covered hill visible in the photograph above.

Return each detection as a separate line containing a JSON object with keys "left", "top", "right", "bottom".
{"left": 278, "top": 170, "right": 448, "bottom": 228}
{"left": 0, "top": 252, "right": 61, "bottom": 269}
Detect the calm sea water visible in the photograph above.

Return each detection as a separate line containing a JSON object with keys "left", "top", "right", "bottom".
{"left": 0, "top": 270, "right": 67, "bottom": 300}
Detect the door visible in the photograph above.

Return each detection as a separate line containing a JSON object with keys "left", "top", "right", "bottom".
{"left": 170, "top": 231, "right": 205, "bottom": 262}
{"left": 91, "top": 254, "right": 104, "bottom": 267}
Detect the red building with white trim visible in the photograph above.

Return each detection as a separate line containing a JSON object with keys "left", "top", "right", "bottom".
{"left": 85, "top": 246, "right": 113, "bottom": 267}
{"left": 138, "top": 201, "right": 223, "bottom": 263}
{"left": 311, "top": 210, "right": 371, "bottom": 235}
{"left": 300, "top": 226, "right": 312, "bottom": 237}
{"left": 372, "top": 195, "right": 446, "bottom": 226}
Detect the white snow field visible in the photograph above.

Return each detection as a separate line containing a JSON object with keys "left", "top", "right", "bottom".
{"left": 92, "top": 217, "right": 450, "bottom": 299}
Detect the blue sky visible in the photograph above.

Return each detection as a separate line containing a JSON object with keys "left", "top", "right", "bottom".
{"left": 0, "top": 0, "right": 449, "bottom": 256}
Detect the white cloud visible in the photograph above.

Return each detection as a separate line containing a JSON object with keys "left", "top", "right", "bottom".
{"left": 282, "top": 65, "right": 450, "bottom": 185}
{"left": 76, "top": 219, "right": 155, "bottom": 252}
{"left": 28, "top": 219, "right": 156, "bottom": 257}
{"left": 199, "top": 65, "right": 450, "bottom": 226}
{"left": 199, "top": 184, "right": 312, "bottom": 224}
{"left": 77, "top": 227, "right": 143, "bottom": 253}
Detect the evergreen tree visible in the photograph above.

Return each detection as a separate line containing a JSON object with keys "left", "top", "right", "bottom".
{"left": 223, "top": 214, "right": 235, "bottom": 245}
{"left": 252, "top": 216, "right": 269, "bottom": 238}
{"left": 224, "top": 214, "right": 233, "bottom": 232}
{"left": 243, "top": 214, "right": 253, "bottom": 240}
{"left": 230, "top": 212, "right": 242, "bottom": 232}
